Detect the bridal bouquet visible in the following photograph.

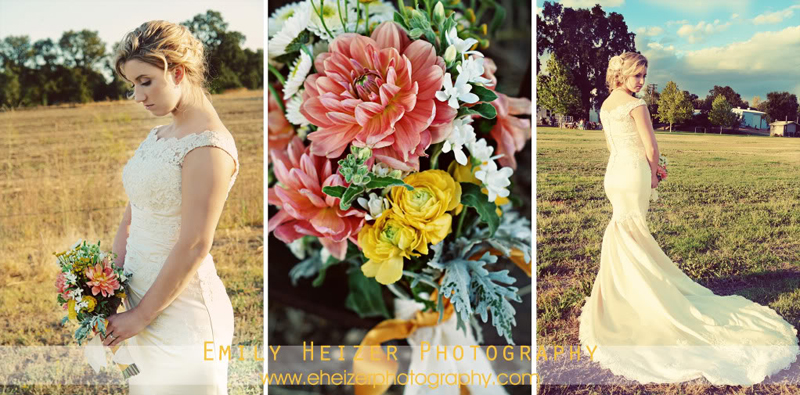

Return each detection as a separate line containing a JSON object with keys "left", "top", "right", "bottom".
{"left": 54, "top": 240, "right": 138, "bottom": 378}
{"left": 268, "top": 0, "right": 531, "bottom": 349}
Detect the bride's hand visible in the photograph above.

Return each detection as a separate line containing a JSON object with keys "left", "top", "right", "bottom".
{"left": 103, "top": 308, "right": 150, "bottom": 348}
{"left": 651, "top": 172, "right": 660, "bottom": 189}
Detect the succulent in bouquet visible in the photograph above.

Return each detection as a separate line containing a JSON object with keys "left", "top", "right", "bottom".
{"left": 268, "top": 0, "right": 532, "bottom": 346}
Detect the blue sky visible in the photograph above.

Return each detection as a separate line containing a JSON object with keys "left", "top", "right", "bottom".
{"left": 0, "top": 0, "right": 263, "bottom": 52}
{"left": 536, "top": 0, "right": 800, "bottom": 105}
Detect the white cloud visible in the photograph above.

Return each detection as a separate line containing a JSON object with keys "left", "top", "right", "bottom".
{"left": 642, "top": 0, "right": 749, "bottom": 14}
{"left": 558, "top": 0, "right": 624, "bottom": 8}
{"left": 640, "top": 25, "right": 800, "bottom": 101}
{"left": 731, "top": 13, "right": 740, "bottom": 19}
{"left": 636, "top": 26, "right": 665, "bottom": 36}
{"left": 677, "top": 20, "right": 732, "bottom": 43}
{"left": 667, "top": 20, "right": 690, "bottom": 26}
{"left": 752, "top": 5, "right": 800, "bottom": 25}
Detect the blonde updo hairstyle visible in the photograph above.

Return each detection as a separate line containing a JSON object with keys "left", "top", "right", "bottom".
{"left": 605, "top": 52, "right": 648, "bottom": 91}
{"left": 114, "top": 20, "right": 209, "bottom": 107}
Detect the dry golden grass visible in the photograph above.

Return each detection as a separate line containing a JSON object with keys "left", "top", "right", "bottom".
{"left": 0, "top": 90, "right": 264, "bottom": 394}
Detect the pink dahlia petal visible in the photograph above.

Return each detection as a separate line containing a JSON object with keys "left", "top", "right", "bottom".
{"left": 310, "top": 208, "right": 347, "bottom": 235}
{"left": 308, "top": 124, "right": 362, "bottom": 158}
{"left": 371, "top": 22, "right": 411, "bottom": 52}
{"left": 320, "top": 237, "right": 348, "bottom": 261}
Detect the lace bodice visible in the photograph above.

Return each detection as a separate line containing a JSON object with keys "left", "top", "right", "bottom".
{"left": 122, "top": 125, "right": 239, "bottom": 290}
{"left": 600, "top": 98, "right": 647, "bottom": 166}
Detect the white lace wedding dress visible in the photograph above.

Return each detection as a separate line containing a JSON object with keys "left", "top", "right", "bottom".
{"left": 578, "top": 98, "right": 800, "bottom": 385}
{"left": 121, "top": 125, "right": 238, "bottom": 394}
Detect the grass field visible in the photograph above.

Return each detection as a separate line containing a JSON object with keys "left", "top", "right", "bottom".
{"left": 536, "top": 127, "right": 800, "bottom": 394}
{"left": 0, "top": 90, "right": 264, "bottom": 394}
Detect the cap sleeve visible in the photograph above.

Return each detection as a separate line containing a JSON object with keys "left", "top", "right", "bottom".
{"left": 176, "top": 131, "right": 239, "bottom": 191}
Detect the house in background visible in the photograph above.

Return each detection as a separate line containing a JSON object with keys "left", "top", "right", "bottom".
{"left": 732, "top": 107, "right": 767, "bottom": 129}
{"left": 769, "top": 121, "right": 798, "bottom": 137}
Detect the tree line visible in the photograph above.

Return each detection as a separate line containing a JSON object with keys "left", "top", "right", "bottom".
{"left": 0, "top": 10, "right": 263, "bottom": 109}
{"left": 536, "top": 1, "right": 800, "bottom": 132}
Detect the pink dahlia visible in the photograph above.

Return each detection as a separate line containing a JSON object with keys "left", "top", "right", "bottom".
{"left": 268, "top": 137, "right": 365, "bottom": 260}
{"left": 490, "top": 92, "right": 532, "bottom": 169}
{"left": 55, "top": 272, "right": 68, "bottom": 297}
{"left": 85, "top": 262, "right": 120, "bottom": 297}
{"left": 300, "top": 22, "right": 454, "bottom": 171}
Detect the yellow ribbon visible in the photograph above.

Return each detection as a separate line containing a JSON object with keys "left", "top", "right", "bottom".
{"left": 354, "top": 290, "right": 469, "bottom": 395}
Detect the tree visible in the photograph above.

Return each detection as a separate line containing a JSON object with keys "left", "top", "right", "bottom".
{"left": 708, "top": 95, "right": 737, "bottom": 134}
{"left": 537, "top": 1, "right": 636, "bottom": 119}
{"left": 536, "top": 56, "right": 581, "bottom": 119}
{"left": 764, "top": 92, "right": 799, "bottom": 123}
{"left": 751, "top": 95, "right": 761, "bottom": 109}
{"left": 702, "top": 85, "right": 746, "bottom": 112}
{"left": 0, "top": 68, "right": 21, "bottom": 108}
{"left": 656, "top": 81, "right": 693, "bottom": 132}
{"left": 641, "top": 86, "right": 660, "bottom": 124}
{"left": 58, "top": 30, "right": 106, "bottom": 70}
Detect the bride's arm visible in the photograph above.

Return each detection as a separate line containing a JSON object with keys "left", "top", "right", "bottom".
{"left": 112, "top": 202, "right": 132, "bottom": 269}
{"left": 631, "top": 105, "right": 660, "bottom": 178}
{"left": 129, "top": 147, "right": 235, "bottom": 325}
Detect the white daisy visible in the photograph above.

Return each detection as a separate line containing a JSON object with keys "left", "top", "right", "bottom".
{"left": 69, "top": 287, "right": 83, "bottom": 300}
{"left": 435, "top": 72, "right": 479, "bottom": 109}
{"left": 311, "top": 40, "right": 329, "bottom": 57}
{"left": 286, "top": 92, "right": 310, "bottom": 126}
{"left": 475, "top": 160, "right": 513, "bottom": 202}
{"left": 269, "top": 2, "right": 307, "bottom": 38}
{"left": 307, "top": 0, "right": 358, "bottom": 41}
{"left": 442, "top": 117, "right": 476, "bottom": 165}
{"left": 361, "top": 0, "right": 396, "bottom": 30}
{"left": 283, "top": 51, "right": 312, "bottom": 100}
{"left": 268, "top": 3, "right": 311, "bottom": 59}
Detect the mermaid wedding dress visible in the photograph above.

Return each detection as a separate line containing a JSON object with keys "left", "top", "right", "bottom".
{"left": 121, "top": 125, "right": 238, "bottom": 394}
{"left": 578, "top": 98, "right": 799, "bottom": 385}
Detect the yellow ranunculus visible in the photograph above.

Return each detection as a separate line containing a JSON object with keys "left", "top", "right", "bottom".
{"left": 390, "top": 170, "right": 461, "bottom": 251}
{"left": 448, "top": 161, "right": 509, "bottom": 216}
{"left": 83, "top": 295, "right": 97, "bottom": 313}
{"left": 358, "top": 211, "right": 422, "bottom": 285}
{"left": 117, "top": 291, "right": 126, "bottom": 299}
{"left": 67, "top": 299, "right": 77, "bottom": 321}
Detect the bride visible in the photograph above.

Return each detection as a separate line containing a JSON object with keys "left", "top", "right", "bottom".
{"left": 578, "top": 52, "right": 799, "bottom": 385}
{"left": 100, "top": 21, "right": 238, "bottom": 394}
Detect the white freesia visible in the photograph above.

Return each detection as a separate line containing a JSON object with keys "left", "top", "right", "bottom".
{"left": 268, "top": 4, "right": 310, "bottom": 59}
{"left": 445, "top": 27, "right": 479, "bottom": 56}
{"left": 475, "top": 160, "right": 513, "bottom": 202}
{"left": 69, "top": 288, "right": 84, "bottom": 300}
{"left": 307, "top": 0, "right": 358, "bottom": 41}
{"left": 75, "top": 299, "right": 89, "bottom": 313}
{"left": 286, "top": 92, "right": 311, "bottom": 126}
{"left": 371, "top": 162, "right": 402, "bottom": 179}
{"left": 436, "top": 73, "right": 479, "bottom": 109}
{"left": 65, "top": 272, "right": 78, "bottom": 285}
{"left": 269, "top": 2, "right": 308, "bottom": 38}
{"left": 457, "top": 56, "right": 494, "bottom": 86}
{"left": 467, "top": 138, "right": 494, "bottom": 164}
{"left": 357, "top": 193, "right": 391, "bottom": 221}
{"left": 288, "top": 237, "right": 308, "bottom": 260}
{"left": 283, "top": 51, "right": 312, "bottom": 99}
{"left": 442, "top": 117, "right": 476, "bottom": 165}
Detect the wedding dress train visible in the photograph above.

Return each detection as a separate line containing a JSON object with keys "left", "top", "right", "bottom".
{"left": 121, "top": 126, "right": 238, "bottom": 394}
{"left": 578, "top": 98, "right": 799, "bottom": 385}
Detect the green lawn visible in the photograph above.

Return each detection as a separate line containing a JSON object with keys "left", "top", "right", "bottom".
{"left": 536, "top": 127, "right": 800, "bottom": 394}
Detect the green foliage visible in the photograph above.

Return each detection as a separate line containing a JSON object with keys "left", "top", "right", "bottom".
{"left": 457, "top": 102, "right": 497, "bottom": 119}
{"left": 536, "top": 56, "right": 581, "bottom": 117}
{"left": 0, "top": 10, "right": 262, "bottom": 108}
{"left": 764, "top": 91, "right": 799, "bottom": 124}
{"left": 537, "top": 2, "right": 637, "bottom": 117}
{"left": 345, "top": 267, "right": 391, "bottom": 318}
{"left": 709, "top": 95, "right": 737, "bottom": 132}
{"left": 657, "top": 81, "right": 694, "bottom": 132}
{"left": 459, "top": 182, "right": 500, "bottom": 237}
{"left": 471, "top": 84, "right": 497, "bottom": 102}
